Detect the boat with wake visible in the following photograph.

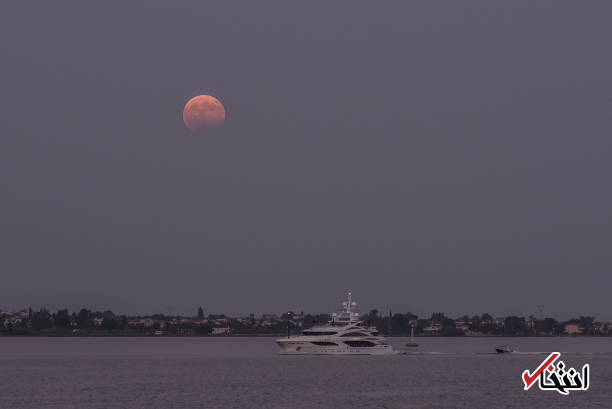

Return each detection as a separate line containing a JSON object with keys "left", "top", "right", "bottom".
{"left": 495, "top": 345, "right": 515, "bottom": 354}
{"left": 276, "top": 292, "right": 394, "bottom": 355}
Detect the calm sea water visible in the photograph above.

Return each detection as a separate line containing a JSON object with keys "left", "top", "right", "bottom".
{"left": 0, "top": 337, "right": 610, "bottom": 409}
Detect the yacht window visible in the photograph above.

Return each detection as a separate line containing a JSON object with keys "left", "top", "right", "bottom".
{"left": 340, "top": 332, "right": 369, "bottom": 337}
{"left": 302, "top": 331, "right": 337, "bottom": 336}
{"left": 311, "top": 341, "right": 338, "bottom": 346}
{"left": 343, "top": 340, "right": 376, "bottom": 347}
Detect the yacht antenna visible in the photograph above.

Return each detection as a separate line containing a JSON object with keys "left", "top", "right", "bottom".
{"left": 286, "top": 311, "right": 292, "bottom": 338}
{"left": 347, "top": 292, "right": 352, "bottom": 313}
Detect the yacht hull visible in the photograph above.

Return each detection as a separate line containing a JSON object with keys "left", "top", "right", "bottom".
{"left": 276, "top": 339, "right": 394, "bottom": 355}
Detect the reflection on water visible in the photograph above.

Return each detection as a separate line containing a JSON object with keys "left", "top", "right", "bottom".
{"left": 0, "top": 337, "right": 610, "bottom": 409}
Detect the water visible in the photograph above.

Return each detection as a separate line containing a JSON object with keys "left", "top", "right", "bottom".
{"left": 0, "top": 337, "right": 610, "bottom": 408}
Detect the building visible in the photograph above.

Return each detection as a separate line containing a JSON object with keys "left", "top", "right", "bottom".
{"left": 564, "top": 323, "right": 583, "bottom": 335}
{"left": 211, "top": 327, "right": 231, "bottom": 336}
{"left": 456, "top": 323, "right": 470, "bottom": 333}
{"left": 422, "top": 324, "right": 440, "bottom": 335}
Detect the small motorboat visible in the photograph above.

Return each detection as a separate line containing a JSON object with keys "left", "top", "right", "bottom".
{"left": 406, "top": 327, "right": 418, "bottom": 347}
{"left": 495, "top": 345, "right": 514, "bottom": 354}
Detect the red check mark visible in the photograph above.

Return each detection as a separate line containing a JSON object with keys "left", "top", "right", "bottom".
{"left": 522, "top": 352, "right": 560, "bottom": 390}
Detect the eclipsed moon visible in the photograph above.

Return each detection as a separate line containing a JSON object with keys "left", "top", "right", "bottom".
{"left": 183, "top": 95, "right": 226, "bottom": 132}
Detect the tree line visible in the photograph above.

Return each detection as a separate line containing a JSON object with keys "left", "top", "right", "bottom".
{"left": 1, "top": 307, "right": 607, "bottom": 336}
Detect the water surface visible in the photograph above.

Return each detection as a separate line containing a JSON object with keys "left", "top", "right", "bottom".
{"left": 0, "top": 337, "right": 610, "bottom": 408}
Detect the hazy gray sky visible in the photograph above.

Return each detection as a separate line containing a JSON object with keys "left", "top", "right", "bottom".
{"left": 1, "top": 2, "right": 611, "bottom": 319}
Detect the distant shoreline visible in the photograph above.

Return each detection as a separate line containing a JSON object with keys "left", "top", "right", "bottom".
{"left": 3, "top": 309, "right": 607, "bottom": 337}
{"left": 0, "top": 332, "right": 607, "bottom": 338}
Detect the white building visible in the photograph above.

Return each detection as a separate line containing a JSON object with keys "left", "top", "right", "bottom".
{"left": 211, "top": 327, "right": 231, "bottom": 336}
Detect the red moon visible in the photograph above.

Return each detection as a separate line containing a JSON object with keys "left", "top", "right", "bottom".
{"left": 183, "top": 95, "right": 226, "bottom": 132}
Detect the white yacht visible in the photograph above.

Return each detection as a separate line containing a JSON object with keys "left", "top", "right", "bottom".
{"left": 276, "top": 292, "right": 394, "bottom": 355}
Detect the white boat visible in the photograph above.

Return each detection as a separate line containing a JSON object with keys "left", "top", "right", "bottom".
{"left": 276, "top": 292, "right": 394, "bottom": 355}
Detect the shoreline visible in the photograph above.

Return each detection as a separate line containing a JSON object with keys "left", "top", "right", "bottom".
{"left": 0, "top": 333, "right": 607, "bottom": 338}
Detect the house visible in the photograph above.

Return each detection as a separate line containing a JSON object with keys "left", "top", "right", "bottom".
{"left": 422, "top": 324, "right": 440, "bottom": 335}
{"left": 456, "top": 323, "right": 470, "bottom": 333}
{"left": 211, "top": 327, "right": 231, "bottom": 336}
{"left": 564, "top": 323, "right": 583, "bottom": 335}
{"left": 136, "top": 318, "right": 155, "bottom": 327}
{"left": 597, "top": 322, "right": 611, "bottom": 335}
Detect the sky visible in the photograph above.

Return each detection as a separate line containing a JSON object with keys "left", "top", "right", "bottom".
{"left": 1, "top": 2, "right": 611, "bottom": 319}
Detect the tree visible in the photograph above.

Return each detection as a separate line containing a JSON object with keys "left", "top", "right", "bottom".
{"left": 100, "top": 310, "right": 117, "bottom": 332}
{"left": 430, "top": 312, "right": 446, "bottom": 323}
{"left": 54, "top": 309, "right": 71, "bottom": 329}
{"left": 535, "top": 318, "right": 557, "bottom": 334}
{"left": 481, "top": 313, "right": 493, "bottom": 322}
{"left": 469, "top": 315, "right": 481, "bottom": 332}
{"left": 101, "top": 316, "right": 117, "bottom": 331}
{"left": 77, "top": 309, "right": 93, "bottom": 329}
{"left": 1, "top": 315, "right": 12, "bottom": 333}
{"left": 197, "top": 307, "right": 204, "bottom": 320}
{"left": 579, "top": 316, "right": 595, "bottom": 335}
{"left": 31, "top": 309, "right": 53, "bottom": 331}
{"left": 390, "top": 313, "right": 412, "bottom": 335}
{"left": 554, "top": 321, "right": 566, "bottom": 335}
{"left": 196, "top": 322, "right": 212, "bottom": 335}
{"left": 504, "top": 316, "right": 527, "bottom": 335}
